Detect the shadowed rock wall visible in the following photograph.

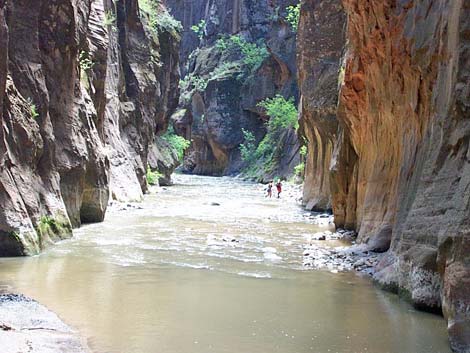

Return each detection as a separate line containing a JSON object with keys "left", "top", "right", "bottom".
{"left": 297, "top": 0, "right": 345, "bottom": 211}
{"left": 167, "top": 0, "right": 300, "bottom": 179}
{"left": 0, "top": 0, "right": 179, "bottom": 255}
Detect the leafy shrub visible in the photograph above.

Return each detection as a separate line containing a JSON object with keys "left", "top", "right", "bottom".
{"left": 192, "top": 76, "right": 208, "bottom": 92}
{"left": 146, "top": 166, "right": 162, "bottom": 186}
{"left": 215, "top": 35, "right": 269, "bottom": 74}
{"left": 26, "top": 98, "right": 39, "bottom": 119}
{"left": 300, "top": 145, "right": 307, "bottom": 157}
{"left": 191, "top": 20, "right": 206, "bottom": 40}
{"left": 258, "top": 95, "right": 299, "bottom": 130}
{"left": 37, "top": 216, "right": 68, "bottom": 238}
{"left": 79, "top": 51, "right": 94, "bottom": 72}
{"left": 240, "top": 129, "right": 257, "bottom": 164}
{"left": 286, "top": 4, "right": 300, "bottom": 32}
{"left": 139, "top": 0, "right": 182, "bottom": 37}
{"left": 156, "top": 10, "right": 183, "bottom": 35}
{"left": 162, "top": 127, "right": 191, "bottom": 161}
{"left": 294, "top": 162, "right": 305, "bottom": 176}
{"left": 178, "top": 74, "right": 208, "bottom": 104}
{"left": 240, "top": 95, "right": 299, "bottom": 177}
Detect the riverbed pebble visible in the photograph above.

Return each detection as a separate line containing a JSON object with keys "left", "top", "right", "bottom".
{"left": 302, "top": 230, "right": 383, "bottom": 276}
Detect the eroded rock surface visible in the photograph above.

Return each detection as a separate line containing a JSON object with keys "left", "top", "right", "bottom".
{"left": 0, "top": 0, "right": 180, "bottom": 255}
{"left": 297, "top": 0, "right": 345, "bottom": 210}
{"left": 299, "top": 0, "right": 470, "bottom": 350}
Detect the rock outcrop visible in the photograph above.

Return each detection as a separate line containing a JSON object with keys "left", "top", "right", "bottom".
{"left": 167, "top": 0, "right": 300, "bottom": 179}
{"left": 299, "top": 0, "right": 470, "bottom": 351}
{"left": 0, "top": 0, "right": 180, "bottom": 256}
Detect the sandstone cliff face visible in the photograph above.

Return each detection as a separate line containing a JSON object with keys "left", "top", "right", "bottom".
{"left": 297, "top": 0, "right": 345, "bottom": 211}
{"left": 167, "top": 0, "right": 300, "bottom": 178}
{"left": 299, "top": 0, "right": 470, "bottom": 351}
{"left": 0, "top": 0, "right": 180, "bottom": 256}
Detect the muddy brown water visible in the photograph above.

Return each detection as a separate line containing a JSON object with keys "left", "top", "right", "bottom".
{"left": 0, "top": 175, "right": 451, "bottom": 353}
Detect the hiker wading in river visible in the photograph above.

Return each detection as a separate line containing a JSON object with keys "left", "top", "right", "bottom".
{"left": 266, "top": 182, "right": 273, "bottom": 198}
{"left": 276, "top": 181, "right": 282, "bottom": 198}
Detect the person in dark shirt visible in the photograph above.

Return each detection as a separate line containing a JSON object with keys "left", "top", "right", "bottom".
{"left": 266, "top": 182, "right": 273, "bottom": 198}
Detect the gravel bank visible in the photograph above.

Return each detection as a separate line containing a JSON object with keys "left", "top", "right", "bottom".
{"left": 302, "top": 227, "right": 385, "bottom": 276}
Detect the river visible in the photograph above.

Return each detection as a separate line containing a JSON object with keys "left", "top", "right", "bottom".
{"left": 0, "top": 175, "right": 451, "bottom": 353}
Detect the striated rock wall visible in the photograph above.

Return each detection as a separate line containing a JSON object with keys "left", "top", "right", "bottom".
{"left": 0, "top": 0, "right": 180, "bottom": 256}
{"left": 167, "top": 0, "right": 300, "bottom": 178}
{"left": 299, "top": 0, "right": 470, "bottom": 350}
{"left": 297, "top": 0, "right": 345, "bottom": 211}
{"left": 368, "top": 2, "right": 470, "bottom": 351}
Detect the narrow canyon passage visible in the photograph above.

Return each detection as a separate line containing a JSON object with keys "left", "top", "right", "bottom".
{"left": 0, "top": 176, "right": 450, "bottom": 353}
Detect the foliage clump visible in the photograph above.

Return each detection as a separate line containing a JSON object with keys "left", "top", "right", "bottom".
{"left": 36, "top": 215, "right": 71, "bottom": 245}
{"left": 146, "top": 166, "right": 162, "bottom": 186}
{"left": 240, "top": 95, "right": 299, "bottom": 177}
{"left": 294, "top": 144, "right": 308, "bottom": 179}
{"left": 286, "top": 4, "right": 301, "bottom": 32}
{"left": 139, "top": 0, "right": 182, "bottom": 38}
{"left": 191, "top": 20, "right": 206, "bottom": 40}
{"left": 178, "top": 74, "right": 209, "bottom": 103}
{"left": 239, "top": 129, "right": 257, "bottom": 165}
{"left": 79, "top": 51, "right": 94, "bottom": 72}
{"left": 215, "top": 35, "right": 269, "bottom": 74}
{"left": 26, "top": 98, "right": 39, "bottom": 119}
{"left": 162, "top": 127, "right": 191, "bottom": 162}
{"left": 258, "top": 95, "right": 299, "bottom": 130}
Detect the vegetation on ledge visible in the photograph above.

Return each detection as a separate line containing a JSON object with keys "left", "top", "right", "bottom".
{"left": 240, "top": 95, "right": 299, "bottom": 180}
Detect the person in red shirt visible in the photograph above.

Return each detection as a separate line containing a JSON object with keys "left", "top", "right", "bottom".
{"left": 276, "top": 180, "right": 282, "bottom": 198}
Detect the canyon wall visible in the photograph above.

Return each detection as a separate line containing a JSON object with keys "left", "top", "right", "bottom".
{"left": 167, "top": 0, "right": 301, "bottom": 179}
{"left": 299, "top": 0, "right": 470, "bottom": 351}
{"left": 0, "top": 0, "right": 180, "bottom": 256}
{"left": 297, "top": 0, "right": 345, "bottom": 211}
